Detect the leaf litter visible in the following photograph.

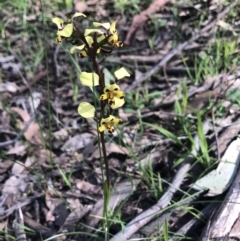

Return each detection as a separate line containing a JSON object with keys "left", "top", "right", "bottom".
{"left": 0, "top": 0, "right": 240, "bottom": 240}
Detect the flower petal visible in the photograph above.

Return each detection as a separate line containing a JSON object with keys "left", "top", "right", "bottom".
{"left": 110, "top": 98, "right": 125, "bottom": 109}
{"left": 100, "top": 94, "right": 108, "bottom": 101}
{"left": 85, "top": 36, "right": 93, "bottom": 46}
{"left": 52, "top": 17, "right": 64, "bottom": 29}
{"left": 84, "top": 29, "right": 104, "bottom": 36}
{"left": 80, "top": 72, "right": 99, "bottom": 87}
{"left": 104, "top": 83, "right": 120, "bottom": 92}
{"left": 108, "top": 32, "right": 118, "bottom": 42}
{"left": 97, "top": 35, "right": 106, "bottom": 43}
{"left": 93, "top": 22, "right": 111, "bottom": 29}
{"left": 78, "top": 102, "right": 95, "bottom": 118}
{"left": 103, "top": 115, "right": 115, "bottom": 123}
{"left": 109, "top": 21, "right": 116, "bottom": 34}
{"left": 72, "top": 12, "right": 86, "bottom": 19}
{"left": 98, "top": 125, "right": 105, "bottom": 132}
{"left": 113, "top": 117, "right": 122, "bottom": 124}
{"left": 79, "top": 50, "right": 88, "bottom": 58}
{"left": 70, "top": 45, "right": 85, "bottom": 54}
{"left": 114, "top": 67, "right": 130, "bottom": 80}
{"left": 56, "top": 35, "right": 62, "bottom": 42}
{"left": 114, "top": 90, "right": 124, "bottom": 98}
{"left": 57, "top": 23, "right": 73, "bottom": 37}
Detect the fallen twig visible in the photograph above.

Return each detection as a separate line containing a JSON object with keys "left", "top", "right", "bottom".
{"left": 18, "top": 70, "right": 47, "bottom": 93}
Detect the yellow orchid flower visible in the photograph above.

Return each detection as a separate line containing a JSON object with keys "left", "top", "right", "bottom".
{"left": 93, "top": 21, "right": 123, "bottom": 47}
{"left": 78, "top": 102, "right": 95, "bottom": 118}
{"left": 100, "top": 83, "right": 125, "bottom": 109}
{"left": 52, "top": 13, "right": 86, "bottom": 42}
{"left": 98, "top": 115, "right": 122, "bottom": 133}
{"left": 52, "top": 17, "right": 73, "bottom": 42}
{"left": 79, "top": 72, "right": 99, "bottom": 87}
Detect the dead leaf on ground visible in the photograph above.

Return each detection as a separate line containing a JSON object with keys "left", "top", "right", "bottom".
{"left": 45, "top": 189, "right": 64, "bottom": 222}
{"left": 74, "top": 0, "right": 88, "bottom": 13}
{"left": 89, "top": 142, "right": 129, "bottom": 159}
{"left": 60, "top": 205, "right": 93, "bottom": 233}
{"left": 2, "top": 174, "right": 33, "bottom": 206}
{"left": 75, "top": 179, "right": 101, "bottom": 195}
{"left": 61, "top": 133, "right": 95, "bottom": 152}
{"left": 27, "top": 91, "right": 42, "bottom": 114}
{"left": 0, "top": 160, "right": 13, "bottom": 174}
{"left": 53, "top": 128, "right": 69, "bottom": 141}
{"left": 7, "top": 144, "right": 26, "bottom": 156}
{"left": 11, "top": 107, "right": 42, "bottom": 145}
{"left": 0, "top": 82, "right": 19, "bottom": 93}
{"left": 0, "top": 219, "right": 8, "bottom": 230}
{"left": 125, "top": 0, "right": 171, "bottom": 44}
{"left": 11, "top": 156, "right": 36, "bottom": 174}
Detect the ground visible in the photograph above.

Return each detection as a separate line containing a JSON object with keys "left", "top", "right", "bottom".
{"left": 1, "top": 0, "right": 240, "bottom": 240}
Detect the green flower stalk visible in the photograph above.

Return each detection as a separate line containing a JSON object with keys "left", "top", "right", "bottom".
{"left": 52, "top": 12, "right": 130, "bottom": 189}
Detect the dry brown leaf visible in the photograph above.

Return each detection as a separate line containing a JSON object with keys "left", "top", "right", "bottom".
{"left": 3, "top": 174, "right": 28, "bottom": 195}
{"left": 125, "top": 0, "right": 171, "bottom": 44}
{"left": 28, "top": 92, "right": 42, "bottom": 114}
{"left": 0, "top": 160, "right": 13, "bottom": 174}
{"left": 60, "top": 204, "right": 93, "bottom": 233}
{"left": 67, "top": 198, "right": 82, "bottom": 210}
{"left": 45, "top": 190, "right": 63, "bottom": 222}
{"left": 74, "top": 0, "right": 88, "bottom": 12}
{"left": 7, "top": 144, "right": 26, "bottom": 156}
{"left": 61, "top": 133, "right": 94, "bottom": 152}
{"left": 89, "top": 142, "right": 129, "bottom": 159}
{"left": 76, "top": 180, "right": 101, "bottom": 194}
{"left": 0, "top": 82, "right": 19, "bottom": 93}
{"left": 11, "top": 107, "right": 42, "bottom": 145}
{"left": 11, "top": 160, "right": 25, "bottom": 174}
{"left": 11, "top": 156, "right": 35, "bottom": 174}
{"left": 2, "top": 174, "right": 32, "bottom": 206}
{"left": 53, "top": 128, "right": 68, "bottom": 141}
{"left": 0, "top": 219, "right": 8, "bottom": 230}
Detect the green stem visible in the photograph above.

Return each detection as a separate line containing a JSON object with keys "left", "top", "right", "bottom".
{"left": 92, "top": 58, "right": 110, "bottom": 189}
